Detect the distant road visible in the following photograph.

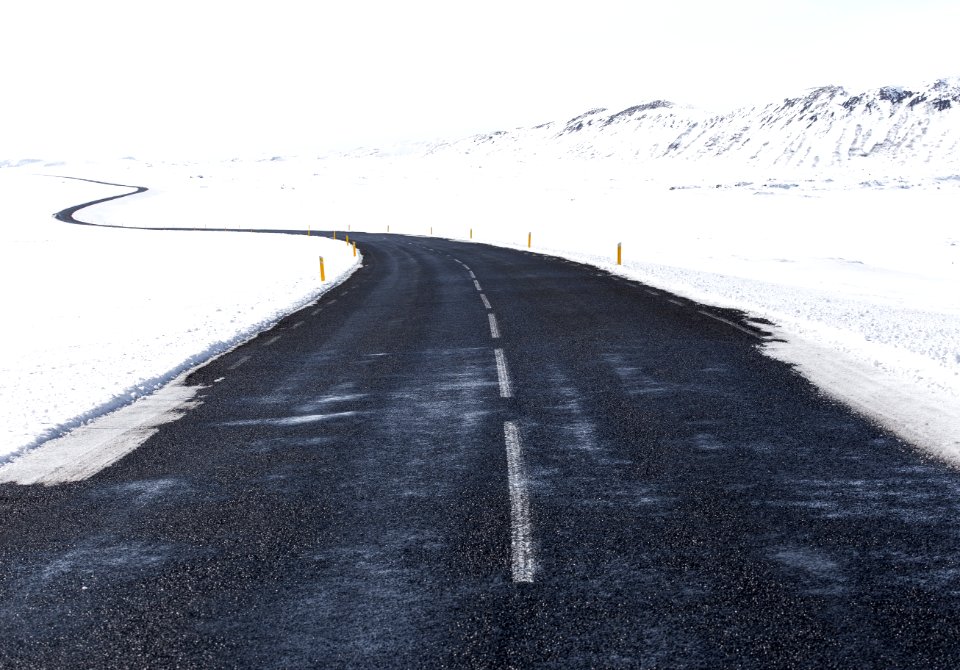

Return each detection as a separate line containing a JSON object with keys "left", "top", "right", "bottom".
{"left": 50, "top": 175, "right": 148, "bottom": 226}
{"left": 2, "top": 231, "right": 960, "bottom": 667}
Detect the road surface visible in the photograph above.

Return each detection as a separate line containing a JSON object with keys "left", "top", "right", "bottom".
{"left": 2, "top": 232, "right": 960, "bottom": 667}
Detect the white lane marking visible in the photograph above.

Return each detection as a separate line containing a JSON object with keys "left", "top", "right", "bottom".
{"left": 504, "top": 421, "right": 535, "bottom": 583}
{"left": 227, "top": 355, "right": 251, "bottom": 370}
{"left": 494, "top": 348, "right": 513, "bottom": 398}
{"left": 697, "top": 310, "right": 761, "bottom": 339}
{"left": 474, "top": 280, "right": 482, "bottom": 291}
{"left": 291, "top": 321, "right": 304, "bottom": 330}
{"left": 463, "top": 265, "right": 470, "bottom": 271}
{"left": 488, "top": 313, "right": 501, "bottom": 339}
{"left": 0, "top": 374, "right": 202, "bottom": 485}
{"left": 667, "top": 298, "right": 683, "bottom": 306}
{"left": 328, "top": 299, "right": 337, "bottom": 304}
{"left": 480, "top": 294, "right": 492, "bottom": 310}
{"left": 469, "top": 271, "right": 476, "bottom": 279}
{"left": 263, "top": 335, "right": 281, "bottom": 347}
{"left": 311, "top": 309, "right": 322, "bottom": 316}
{"left": 645, "top": 289, "right": 659, "bottom": 296}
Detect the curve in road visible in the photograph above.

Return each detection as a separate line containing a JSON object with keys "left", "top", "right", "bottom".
{"left": 49, "top": 175, "right": 149, "bottom": 227}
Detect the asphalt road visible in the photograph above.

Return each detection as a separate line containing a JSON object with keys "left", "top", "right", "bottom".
{"left": 49, "top": 175, "right": 149, "bottom": 227}
{"left": 2, "top": 232, "right": 960, "bottom": 668}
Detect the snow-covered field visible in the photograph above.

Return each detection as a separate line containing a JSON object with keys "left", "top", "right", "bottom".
{"left": 0, "top": 169, "right": 359, "bottom": 462}
{"left": 3, "top": 76, "right": 959, "bottom": 468}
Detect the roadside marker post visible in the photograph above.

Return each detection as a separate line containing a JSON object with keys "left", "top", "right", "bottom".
{"left": 618, "top": 242, "right": 622, "bottom": 265}
{"left": 528, "top": 232, "right": 531, "bottom": 248}
{"left": 470, "top": 228, "right": 473, "bottom": 239}
{"left": 319, "top": 256, "right": 326, "bottom": 281}
{"left": 333, "top": 231, "right": 337, "bottom": 240}
{"left": 352, "top": 242, "right": 357, "bottom": 257}
{"left": 307, "top": 225, "right": 311, "bottom": 236}
{"left": 346, "top": 234, "right": 350, "bottom": 245}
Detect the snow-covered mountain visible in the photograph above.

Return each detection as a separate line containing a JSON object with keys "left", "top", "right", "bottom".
{"left": 427, "top": 77, "right": 960, "bottom": 170}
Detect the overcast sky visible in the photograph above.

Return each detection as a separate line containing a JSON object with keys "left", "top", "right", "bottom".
{"left": 2, "top": 0, "right": 957, "bottom": 159}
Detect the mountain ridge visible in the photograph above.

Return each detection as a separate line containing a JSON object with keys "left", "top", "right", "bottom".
{"left": 425, "top": 76, "right": 960, "bottom": 169}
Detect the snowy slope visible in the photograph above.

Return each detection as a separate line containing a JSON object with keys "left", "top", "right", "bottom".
{"left": 427, "top": 77, "right": 960, "bottom": 171}
{"left": 0, "top": 170, "right": 358, "bottom": 462}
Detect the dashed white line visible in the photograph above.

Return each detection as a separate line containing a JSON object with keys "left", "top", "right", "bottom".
{"left": 469, "top": 271, "right": 476, "bottom": 279}
{"left": 463, "top": 265, "right": 471, "bottom": 271}
{"left": 504, "top": 421, "right": 534, "bottom": 583}
{"left": 697, "top": 310, "right": 761, "bottom": 338}
{"left": 262, "top": 335, "right": 281, "bottom": 347}
{"left": 474, "top": 280, "right": 482, "bottom": 291}
{"left": 227, "top": 355, "right": 251, "bottom": 370}
{"left": 311, "top": 309, "right": 322, "bottom": 316}
{"left": 488, "top": 313, "right": 501, "bottom": 339}
{"left": 328, "top": 299, "right": 337, "bottom": 304}
{"left": 667, "top": 298, "right": 683, "bottom": 306}
{"left": 645, "top": 289, "right": 659, "bottom": 296}
{"left": 291, "top": 321, "right": 304, "bottom": 329}
{"left": 494, "top": 348, "right": 513, "bottom": 398}
{"left": 480, "top": 294, "right": 492, "bottom": 310}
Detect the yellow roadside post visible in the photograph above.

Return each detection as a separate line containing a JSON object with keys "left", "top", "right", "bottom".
{"left": 346, "top": 234, "right": 350, "bottom": 245}
{"left": 333, "top": 230, "right": 337, "bottom": 240}
{"left": 617, "top": 242, "right": 622, "bottom": 265}
{"left": 528, "top": 232, "right": 532, "bottom": 248}
{"left": 470, "top": 228, "right": 473, "bottom": 239}
{"left": 307, "top": 224, "right": 311, "bottom": 236}
{"left": 319, "top": 256, "right": 326, "bottom": 281}
{"left": 352, "top": 242, "right": 357, "bottom": 257}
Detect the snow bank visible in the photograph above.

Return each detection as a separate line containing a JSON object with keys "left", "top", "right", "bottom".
{"left": 0, "top": 170, "right": 358, "bottom": 462}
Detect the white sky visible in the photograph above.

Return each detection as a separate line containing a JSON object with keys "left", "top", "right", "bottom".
{"left": 1, "top": 0, "right": 957, "bottom": 159}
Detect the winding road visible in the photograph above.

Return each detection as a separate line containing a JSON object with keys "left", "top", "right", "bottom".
{"left": 50, "top": 175, "right": 149, "bottom": 227}
{"left": 1, "top": 188, "right": 960, "bottom": 667}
